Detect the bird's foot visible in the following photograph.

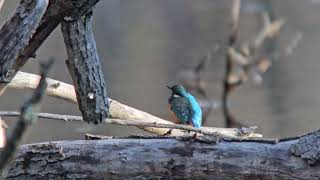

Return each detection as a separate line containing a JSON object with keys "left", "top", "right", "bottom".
{"left": 163, "top": 129, "right": 173, "bottom": 136}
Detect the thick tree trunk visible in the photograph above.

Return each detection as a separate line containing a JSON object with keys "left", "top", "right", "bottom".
{"left": 61, "top": 11, "right": 109, "bottom": 124}
{"left": 3, "top": 138, "right": 319, "bottom": 180}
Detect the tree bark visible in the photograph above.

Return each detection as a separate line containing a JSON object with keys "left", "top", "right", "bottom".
{"left": 291, "top": 130, "right": 320, "bottom": 165}
{"left": 0, "top": 0, "right": 100, "bottom": 93}
{"left": 0, "top": 0, "right": 48, "bottom": 83}
{"left": 61, "top": 11, "right": 109, "bottom": 124}
{"left": 2, "top": 138, "right": 319, "bottom": 180}
{"left": 0, "top": 60, "right": 53, "bottom": 175}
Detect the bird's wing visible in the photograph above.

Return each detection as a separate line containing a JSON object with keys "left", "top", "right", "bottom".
{"left": 170, "top": 97, "right": 192, "bottom": 124}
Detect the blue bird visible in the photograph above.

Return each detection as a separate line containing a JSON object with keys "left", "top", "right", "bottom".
{"left": 167, "top": 85, "right": 202, "bottom": 128}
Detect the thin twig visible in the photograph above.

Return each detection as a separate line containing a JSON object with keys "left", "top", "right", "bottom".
{"left": 230, "top": 0, "right": 241, "bottom": 44}
{"left": 222, "top": 0, "right": 242, "bottom": 128}
{"left": 0, "top": 0, "right": 5, "bottom": 12}
{"left": 223, "top": 9, "right": 284, "bottom": 128}
{"left": 7, "top": 71, "right": 262, "bottom": 138}
{"left": 241, "top": 13, "right": 285, "bottom": 56}
{"left": 0, "top": 111, "right": 262, "bottom": 139}
{"left": 0, "top": 60, "right": 53, "bottom": 176}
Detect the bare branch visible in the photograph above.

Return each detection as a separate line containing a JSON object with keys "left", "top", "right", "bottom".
{"left": 9, "top": 71, "right": 76, "bottom": 103}
{"left": 241, "top": 13, "right": 285, "bottom": 56}
{"left": 0, "top": 60, "right": 52, "bottom": 176}
{"left": 61, "top": 11, "right": 109, "bottom": 124}
{"left": 0, "top": 0, "right": 48, "bottom": 83}
{"left": 0, "top": 0, "right": 100, "bottom": 95}
{"left": 0, "top": 0, "right": 5, "bottom": 12}
{"left": 6, "top": 71, "right": 262, "bottom": 139}
{"left": 228, "top": 47, "right": 249, "bottom": 65}
{"left": 222, "top": 11, "right": 284, "bottom": 128}
{"left": 222, "top": 0, "right": 243, "bottom": 128}
{"left": 285, "top": 31, "right": 302, "bottom": 56}
{"left": 230, "top": 0, "right": 241, "bottom": 44}
{"left": 0, "top": 111, "right": 261, "bottom": 139}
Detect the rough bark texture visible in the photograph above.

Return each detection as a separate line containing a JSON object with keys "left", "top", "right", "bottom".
{"left": 291, "top": 130, "right": 320, "bottom": 165}
{"left": 61, "top": 12, "right": 109, "bottom": 124}
{"left": 0, "top": 0, "right": 48, "bottom": 83}
{"left": 2, "top": 138, "right": 319, "bottom": 180}
{"left": 0, "top": 60, "right": 52, "bottom": 175}
{"left": 0, "top": 0, "right": 100, "bottom": 93}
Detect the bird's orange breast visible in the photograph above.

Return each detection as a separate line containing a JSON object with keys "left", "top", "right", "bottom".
{"left": 168, "top": 103, "right": 182, "bottom": 124}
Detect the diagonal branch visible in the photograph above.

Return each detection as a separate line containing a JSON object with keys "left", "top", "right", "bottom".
{"left": 0, "top": 0, "right": 5, "bottom": 12}
{"left": 7, "top": 71, "right": 262, "bottom": 139}
{"left": 223, "top": 9, "right": 284, "bottom": 128}
{"left": 0, "top": 0, "right": 100, "bottom": 95}
{"left": 0, "top": 60, "right": 53, "bottom": 176}
{"left": 0, "top": 0, "right": 48, "bottom": 83}
{"left": 241, "top": 13, "right": 285, "bottom": 56}
{"left": 222, "top": 0, "right": 242, "bottom": 128}
{"left": 61, "top": 11, "right": 109, "bottom": 124}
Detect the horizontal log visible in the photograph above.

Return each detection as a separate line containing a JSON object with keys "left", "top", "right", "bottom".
{"left": 3, "top": 138, "right": 319, "bottom": 179}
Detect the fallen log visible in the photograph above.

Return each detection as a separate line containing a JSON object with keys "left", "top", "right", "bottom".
{"left": 3, "top": 138, "right": 319, "bottom": 180}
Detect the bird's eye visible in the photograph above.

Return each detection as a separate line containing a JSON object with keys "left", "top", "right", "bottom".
{"left": 173, "top": 94, "right": 180, "bottom": 98}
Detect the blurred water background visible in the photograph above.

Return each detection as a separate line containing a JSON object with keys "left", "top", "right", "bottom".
{"left": 1, "top": 0, "right": 320, "bottom": 143}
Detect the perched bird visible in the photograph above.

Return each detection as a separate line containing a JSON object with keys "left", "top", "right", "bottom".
{"left": 167, "top": 85, "right": 202, "bottom": 128}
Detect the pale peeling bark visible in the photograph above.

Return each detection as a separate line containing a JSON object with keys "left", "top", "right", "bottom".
{"left": 8, "top": 72, "right": 262, "bottom": 139}
{"left": 2, "top": 138, "right": 319, "bottom": 180}
{"left": 0, "top": 0, "right": 5, "bottom": 12}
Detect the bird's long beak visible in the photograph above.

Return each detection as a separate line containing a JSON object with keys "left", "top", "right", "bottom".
{"left": 166, "top": 86, "right": 172, "bottom": 90}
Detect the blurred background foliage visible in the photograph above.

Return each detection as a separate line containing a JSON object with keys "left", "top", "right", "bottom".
{"left": 1, "top": 0, "right": 320, "bottom": 143}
